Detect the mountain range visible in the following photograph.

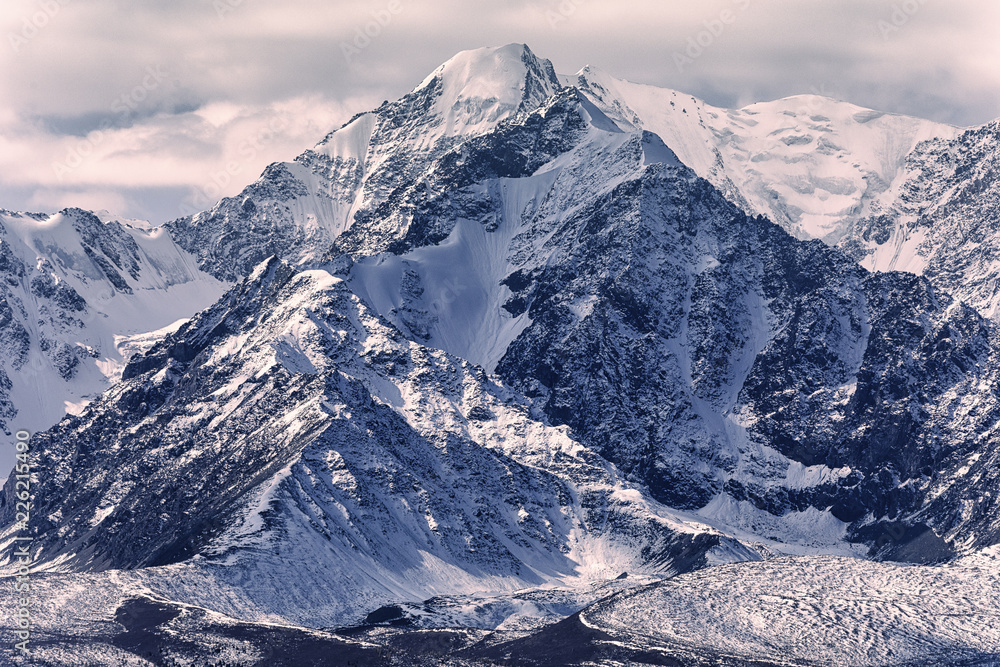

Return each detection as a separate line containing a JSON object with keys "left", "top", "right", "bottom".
{"left": 1, "top": 44, "right": 998, "bottom": 666}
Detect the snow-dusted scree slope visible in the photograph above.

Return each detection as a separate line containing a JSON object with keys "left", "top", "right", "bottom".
{"left": 1, "top": 258, "right": 749, "bottom": 625}
{"left": 2, "top": 43, "right": 1000, "bottom": 665}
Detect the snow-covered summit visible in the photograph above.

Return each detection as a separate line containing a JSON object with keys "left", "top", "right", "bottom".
{"left": 412, "top": 43, "right": 561, "bottom": 135}
{"left": 570, "top": 65, "right": 961, "bottom": 242}
{"left": 314, "top": 43, "right": 560, "bottom": 159}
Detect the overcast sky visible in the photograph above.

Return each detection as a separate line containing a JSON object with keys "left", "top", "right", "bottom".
{"left": 2, "top": 0, "right": 998, "bottom": 223}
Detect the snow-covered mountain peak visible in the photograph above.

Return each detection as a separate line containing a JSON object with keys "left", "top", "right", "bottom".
{"left": 313, "top": 43, "right": 561, "bottom": 161}
{"left": 403, "top": 43, "right": 560, "bottom": 141}
{"left": 570, "top": 67, "right": 961, "bottom": 243}
{"left": 564, "top": 64, "right": 618, "bottom": 87}
{"left": 414, "top": 43, "right": 560, "bottom": 119}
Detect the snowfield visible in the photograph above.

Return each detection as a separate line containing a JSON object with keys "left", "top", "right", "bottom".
{"left": 2, "top": 551, "right": 997, "bottom": 665}
{"left": 582, "top": 549, "right": 1000, "bottom": 666}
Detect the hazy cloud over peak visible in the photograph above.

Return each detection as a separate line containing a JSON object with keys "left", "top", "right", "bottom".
{"left": 1, "top": 0, "right": 997, "bottom": 221}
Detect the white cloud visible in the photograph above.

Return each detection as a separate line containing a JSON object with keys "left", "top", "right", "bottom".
{"left": 0, "top": 0, "right": 997, "bottom": 220}
{"left": 0, "top": 94, "right": 372, "bottom": 220}
{"left": 26, "top": 187, "right": 130, "bottom": 216}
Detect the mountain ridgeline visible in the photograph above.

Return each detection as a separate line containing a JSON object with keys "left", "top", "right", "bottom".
{"left": 2, "top": 42, "right": 999, "bottom": 665}
{"left": 151, "top": 44, "right": 1000, "bottom": 561}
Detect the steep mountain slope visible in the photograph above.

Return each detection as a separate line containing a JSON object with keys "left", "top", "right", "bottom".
{"left": 569, "top": 65, "right": 960, "bottom": 243}
{"left": 313, "top": 70, "right": 1000, "bottom": 560}
{"left": 1, "top": 257, "right": 750, "bottom": 630}
{"left": 0, "top": 207, "right": 226, "bottom": 468}
{"left": 100, "top": 45, "right": 1000, "bottom": 559}
{"left": 166, "top": 44, "right": 562, "bottom": 282}
{"left": 840, "top": 120, "right": 1000, "bottom": 318}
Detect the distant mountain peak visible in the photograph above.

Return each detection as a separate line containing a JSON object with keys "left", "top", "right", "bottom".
{"left": 415, "top": 43, "right": 559, "bottom": 100}
{"left": 407, "top": 43, "right": 561, "bottom": 137}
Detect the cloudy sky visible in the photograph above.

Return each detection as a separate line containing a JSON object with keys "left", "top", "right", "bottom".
{"left": 2, "top": 0, "right": 998, "bottom": 223}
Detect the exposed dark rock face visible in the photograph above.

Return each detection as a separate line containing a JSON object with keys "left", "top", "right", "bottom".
{"left": 841, "top": 120, "right": 1000, "bottom": 319}
{"left": 94, "top": 47, "right": 1000, "bottom": 560}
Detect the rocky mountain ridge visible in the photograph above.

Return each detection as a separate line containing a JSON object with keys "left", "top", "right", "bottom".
{"left": 1, "top": 42, "right": 999, "bottom": 666}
